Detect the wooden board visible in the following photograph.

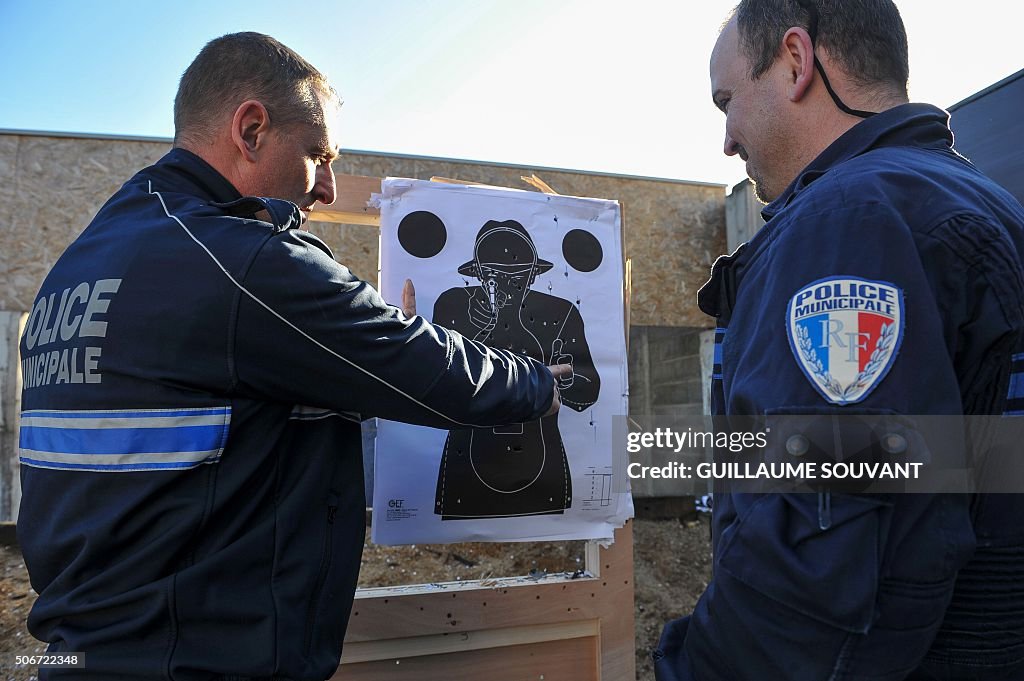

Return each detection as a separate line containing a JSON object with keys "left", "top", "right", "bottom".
{"left": 334, "top": 635, "right": 599, "bottom": 680}
{"left": 311, "top": 174, "right": 382, "bottom": 226}
{"left": 337, "top": 522, "right": 635, "bottom": 680}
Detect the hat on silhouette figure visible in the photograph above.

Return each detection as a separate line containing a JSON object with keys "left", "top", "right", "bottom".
{"left": 458, "top": 220, "right": 554, "bottom": 277}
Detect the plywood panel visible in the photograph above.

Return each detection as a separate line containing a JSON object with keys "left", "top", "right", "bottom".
{"left": 0, "top": 133, "right": 725, "bottom": 328}
{"left": 0, "top": 135, "right": 168, "bottom": 310}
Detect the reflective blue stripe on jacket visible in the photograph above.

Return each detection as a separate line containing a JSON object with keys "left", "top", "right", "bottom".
{"left": 18, "top": 149, "right": 555, "bottom": 680}
{"left": 655, "top": 104, "right": 1024, "bottom": 680}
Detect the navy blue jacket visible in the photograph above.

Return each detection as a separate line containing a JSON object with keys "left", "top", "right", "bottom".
{"left": 17, "top": 149, "right": 555, "bottom": 680}
{"left": 655, "top": 105, "right": 1024, "bottom": 680}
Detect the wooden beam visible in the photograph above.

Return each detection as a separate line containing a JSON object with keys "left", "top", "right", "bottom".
{"left": 334, "top": 636, "right": 599, "bottom": 680}
{"left": 520, "top": 174, "right": 559, "bottom": 195}
{"left": 309, "top": 174, "right": 382, "bottom": 226}
{"left": 428, "top": 176, "right": 490, "bottom": 186}
{"left": 341, "top": 619, "right": 599, "bottom": 664}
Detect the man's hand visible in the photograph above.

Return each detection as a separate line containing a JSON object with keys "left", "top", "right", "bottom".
{"left": 544, "top": 364, "right": 573, "bottom": 417}
{"left": 402, "top": 278, "right": 416, "bottom": 318}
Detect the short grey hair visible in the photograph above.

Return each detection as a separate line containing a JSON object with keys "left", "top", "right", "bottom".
{"left": 174, "top": 32, "right": 341, "bottom": 145}
{"left": 732, "top": 0, "right": 909, "bottom": 97}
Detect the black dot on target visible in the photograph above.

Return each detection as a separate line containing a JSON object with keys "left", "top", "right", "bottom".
{"left": 562, "top": 229, "right": 603, "bottom": 272}
{"left": 398, "top": 211, "right": 447, "bottom": 258}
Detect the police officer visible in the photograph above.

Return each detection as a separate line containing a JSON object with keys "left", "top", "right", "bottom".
{"left": 18, "top": 33, "right": 568, "bottom": 679}
{"left": 654, "top": 1, "right": 1024, "bottom": 679}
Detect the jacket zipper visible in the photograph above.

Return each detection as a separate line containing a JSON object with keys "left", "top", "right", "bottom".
{"left": 304, "top": 495, "right": 338, "bottom": 654}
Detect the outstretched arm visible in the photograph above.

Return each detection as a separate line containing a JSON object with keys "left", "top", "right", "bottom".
{"left": 233, "top": 231, "right": 559, "bottom": 429}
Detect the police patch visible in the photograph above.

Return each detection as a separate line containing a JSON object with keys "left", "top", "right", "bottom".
{"left": 787, "top": 276, "right": 904, "bottom": 405}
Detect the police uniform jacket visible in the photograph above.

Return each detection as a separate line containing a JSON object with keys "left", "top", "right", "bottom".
{"left": 17, "top": 149, "right": 555, "bottom": 680}
{"left": 655, "top": 104, "right": 1024, "bottom": 680}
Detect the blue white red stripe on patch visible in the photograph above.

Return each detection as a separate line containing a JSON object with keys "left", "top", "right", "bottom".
{"left": 787, "top": 276, "right": 904, "bottom": 405}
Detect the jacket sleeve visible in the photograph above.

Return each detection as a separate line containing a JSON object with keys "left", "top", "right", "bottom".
{"left": 230, "top": 229, "right": 555, "bottom": 429}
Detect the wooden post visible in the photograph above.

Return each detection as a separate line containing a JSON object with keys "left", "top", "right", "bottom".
{"left": 725, "top": 178, "right": 764, "bottom": 253}
{"left": 0, "top": 311, "right": 26, "bottom": 523}
{"left": 699, "top": 330, "right": 715, "bottom": 417}
{"left": 310, "top": 174, "right": 384, "bottom": 226}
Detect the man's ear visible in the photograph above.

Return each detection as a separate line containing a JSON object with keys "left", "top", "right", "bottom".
{"left": 230, "top": 100, "right": 271, "bottom": 163}
{"left": 781, "top": 27, "right": 815, "bottom": 102}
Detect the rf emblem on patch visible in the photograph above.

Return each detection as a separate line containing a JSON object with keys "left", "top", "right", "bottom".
{"left": 787, "top": 276, "right": 904, "bottom": 405}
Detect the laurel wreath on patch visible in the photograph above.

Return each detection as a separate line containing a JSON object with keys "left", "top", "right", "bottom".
{"left": 796, "top": 322, "right": 896, "bottom": 400}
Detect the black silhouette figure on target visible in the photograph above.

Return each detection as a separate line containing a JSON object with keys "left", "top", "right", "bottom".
{"left": 418, "top": 218, "right": 602, "bottom": 520}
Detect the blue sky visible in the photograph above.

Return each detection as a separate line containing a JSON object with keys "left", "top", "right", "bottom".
{"left": 1, "top": 0, "right": 1020, "bottom": 186}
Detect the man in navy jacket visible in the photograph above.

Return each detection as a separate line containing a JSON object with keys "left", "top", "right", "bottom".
{"left": 18, "top": 32, "right": 566, "bottom": 680}
{"left": 655, "top": 2, "right": 1024, "bottom": 679}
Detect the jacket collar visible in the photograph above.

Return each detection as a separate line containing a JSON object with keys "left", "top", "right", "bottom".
{"left": 761, "top": 103, "right": 954, "bottom": 221}
{"left": 150, "top": 147, "right": 244, "bottom": 204}
{"left": 145, "top": 148, "right": 304, "bottom": 232}
{"left": 698, "top": 103, "right": 954, "bottom": 319}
